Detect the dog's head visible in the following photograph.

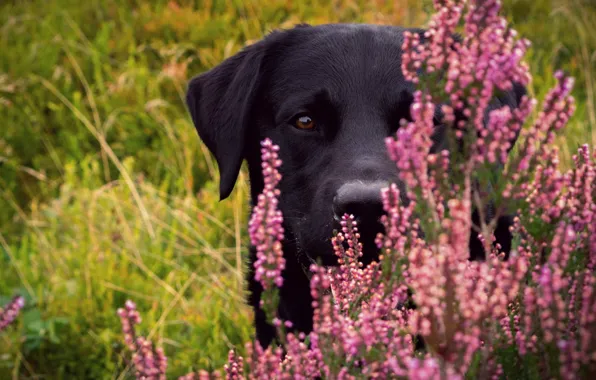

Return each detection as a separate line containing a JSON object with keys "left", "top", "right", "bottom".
{"left": 185, "top": 23, "right": 525, "bottom": 267}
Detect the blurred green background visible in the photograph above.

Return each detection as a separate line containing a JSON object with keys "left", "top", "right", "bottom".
{"left": 0, "top": 0, "right": 594, "bottom": 378}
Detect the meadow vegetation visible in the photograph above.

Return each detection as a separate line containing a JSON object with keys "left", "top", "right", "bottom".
{"left": 1, "top": 0, "right": 595, "bottom": 378}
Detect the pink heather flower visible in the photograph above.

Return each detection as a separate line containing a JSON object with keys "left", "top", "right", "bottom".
{"left": 0, "top": 295, "right": 25, "bottom": 331}
{"left": 312, "top": 233, "right": 418, "bottom": 378}
{"left": 478, "top": 96, "right": 533, "bottom": 165}
{"left": 509, "top": 71, "right": 575, "bottom": 179}
{"left": 404, "top": 0, "right": 532, "bottom": 166}
{"left": 567, "top": 145, "right": 596, "bottom": 249}
{"left": 385, "top": 91, "right": 436, "bottom": 201}
{"left": 524, "top": 147, "right": 566, "bottom": 223}
{"left": 509, "top": 145, "right": 595, "bottom": 376}
{"left": 245, "top": 341, "right": 285, "bottom": 379}
{"left": 178, "top": 371, "right": 221, "bottom": 380}
{"left": 376, "top": 183, "right": 417, "bottom": 256}
{"left": 117, "top": 300, "right": 142, "bottom": 351}
{"left": 329, "top": 214, "right": 386, "bottom": 316}
{"left": 117, "top": 300, "right": 167, "bottom": 380}
{"left": 248, "top": 138, "right": 286, "bottom": 290}
{"left": 223, "top": 350, "right": 244, "bottom": 380}
{"left": 405, "top": 357, "right": 462, "bottom": 380}
{"left": 282, "top": 332, "right": 321, "bottom": 379}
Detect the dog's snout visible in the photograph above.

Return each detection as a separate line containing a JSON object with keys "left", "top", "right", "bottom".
{"left": 332, "top": 181, "right": 388, "bottom": 223}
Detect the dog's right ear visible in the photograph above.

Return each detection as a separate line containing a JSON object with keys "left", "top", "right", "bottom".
{"left": 185, "top": 38, "right": 272, "bottom": 201}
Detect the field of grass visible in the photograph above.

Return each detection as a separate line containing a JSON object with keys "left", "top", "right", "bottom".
{"left": 0, "top": 0, "right": 594, "bottom": 378}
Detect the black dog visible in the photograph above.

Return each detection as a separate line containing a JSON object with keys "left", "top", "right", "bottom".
{"left": 185, "top": 23, "right": 525, "bottom": 349}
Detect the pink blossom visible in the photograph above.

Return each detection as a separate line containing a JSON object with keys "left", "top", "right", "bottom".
{"left": 117, "top": 300, "right": 167, "bottom": 380}
{"left": 0, "top": 295, "right": 25, "bottom": 331}
{"left": 248, "top": 138, "right": 286, "bottom": 290}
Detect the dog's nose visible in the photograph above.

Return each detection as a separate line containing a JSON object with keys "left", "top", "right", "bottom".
{"left": 332, "top": 181, "right": 388, "bottom": 223}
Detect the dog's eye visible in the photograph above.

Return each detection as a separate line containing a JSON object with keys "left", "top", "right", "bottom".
{"left": 293, "top": 114, "right": 315, "bottom": 130}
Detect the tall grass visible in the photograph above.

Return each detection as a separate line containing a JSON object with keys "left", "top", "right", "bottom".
{"left": 0, "top": 0, "right": 594, "bottom": 378}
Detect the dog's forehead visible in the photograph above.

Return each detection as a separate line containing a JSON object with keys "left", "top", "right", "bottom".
{"left": 266, "top": 24, "right": 412, "bottom": 100}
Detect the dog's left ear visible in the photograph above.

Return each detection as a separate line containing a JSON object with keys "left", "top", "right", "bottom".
{"left": 185, "top": 36, "right": 275, "bottom": 200}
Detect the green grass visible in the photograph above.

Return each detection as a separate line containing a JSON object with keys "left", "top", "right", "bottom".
{"left": 0, "top": 0, "right": 594, "bottom": 378}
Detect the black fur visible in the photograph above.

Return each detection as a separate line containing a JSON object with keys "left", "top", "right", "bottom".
{"left": 185, "top": 23, "right": 526, "bottom": 349}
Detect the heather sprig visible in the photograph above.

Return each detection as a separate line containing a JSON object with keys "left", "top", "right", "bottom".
{"left": 510, "top": 144, "right": 596, "bottom": 379}
{"left": 223, "top": 350, "right": 244, "bottom": 380}
{"left": 247, "top": 138, "right": 286, "bottom": 323}
{"left": 178, "top": 371, "right": 221, "bottom": 380}
{"left": 0, "top": 295, "right": 25, "bottom": 332}
{"left": 117, "top": 300, "right": 168, "bottom": 380}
